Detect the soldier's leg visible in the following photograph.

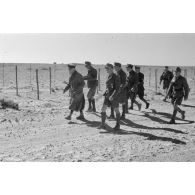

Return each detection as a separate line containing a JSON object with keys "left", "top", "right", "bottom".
{"left": 175, "top": 97, "right": 185, "bottom": 120}
{"left": 65, "top": 110, "right": 74, "bottom": 120}
{"left": 113, "top": 107, "right": 120, "bottom": 130}
{"left": 108, "top": 106, "right": 115, "bottom": 119}
{"left": 121, "top": 103, "right": 126, "bottom": 119}
{"left": 90, "top": 87, "right": 97, "bottom": 112}
{"left": 138, "top": 93, "right": 150, "bottom": 109}
{"left": 129, "top": 92, "right": 134, "bottom": 109}
{"left": 87, "top": 89, "right": 92, "bottom": 112}
{"left": 98, "top": 104, "right": 107, "bottom": 129}
{"left": 134, "top": 96, "right": 142, "bottom": 111}
{"left": 169, "top": 101, "right": 178, "bottom": 124}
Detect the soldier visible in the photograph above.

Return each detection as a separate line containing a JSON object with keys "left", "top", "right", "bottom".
{"left": 114, "top": 62, "right": 127, "bottom": 119}
{"left": 135, "top": 66, "right": 150, "bottom": 109}
{"left": 63, "top": 64, "right": 85, "bottom": 120}
{"left": 83, "top": 61, "right": 98, "bottom": 112}
{"left": 166, "top": 67, "right": 189, "bottom": 124}
{"left": 159, "top": 66, "right": 174, "bottom": 101}
{"left": 125, "top": 64, "right": 141, "bottom": 111}
{"left": 98, "top": 63, "right": 121, "bottom": 130}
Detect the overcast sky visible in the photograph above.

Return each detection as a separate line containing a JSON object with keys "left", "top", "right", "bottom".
{"left": 0, "top": 33, "right": 195, "bottom": 66}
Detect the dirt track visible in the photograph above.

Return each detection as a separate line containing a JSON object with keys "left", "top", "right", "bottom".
{"left": 1, "top": 88, "right": 195, "bottom": 162}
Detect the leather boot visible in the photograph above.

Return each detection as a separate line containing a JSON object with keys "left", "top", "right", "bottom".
{"left": 113, "top": 113, "right": 120, "bottom": 130}
{"left": 98, "top": 112, "right": 107, "bottom": 129}
{"left": 91, "top": 99, "right": 96, "bottom": 112}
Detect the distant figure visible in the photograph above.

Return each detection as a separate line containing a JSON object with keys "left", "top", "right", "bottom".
{"left": 135, "top": 66, "right": 150, "bottom": 109}
{"left": 83, "top": 61, "right": 98, "bottom": 112}
{"left": 125, "top": 64, "right": 141, "bottom": 111}
{"left": 98, "top": 63, "right": 121, "bottom": 130}
{"left": 166, "top": 67, "right": 189, "bottom": 124}
{"left": 159, "top": 66, "right": 173, "bottom": 101}
{"left": 63, "top": 64, "right": 85, "bottom": 120}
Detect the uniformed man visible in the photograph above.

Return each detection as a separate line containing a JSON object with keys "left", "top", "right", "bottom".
{"left": 83, "top": 61, "right": 98, "bottom": 112}
{"left": 63, "top": 64, "right": 85, "bottom": 120}
{"left": 160, "top": 66, "right": 174, "bottom": 101}
{"left": 125, "top": 64, "right": 141, "bottom": 111}
{"left": 135, "top": 66, "right": 150, "bottom": 109}
{"left": 114, "top": 62, "right": 127, "bottom": 119}
{"left": 98, "top": 63, "right": 121, "bottom": 130}
{"left": 166, "top": 67, "right": 189, "bottom": 124}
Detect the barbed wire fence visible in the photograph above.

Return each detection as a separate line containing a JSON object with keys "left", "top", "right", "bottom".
{"left": 0, "top": 63, "right": 195, "bottom": 101}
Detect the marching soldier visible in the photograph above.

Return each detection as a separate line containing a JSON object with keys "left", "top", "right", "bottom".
{"left": 63, "top": 64, "right": 85, "bottom": 120}
{"left": 83, "top": 61, "right": 98, "bottom": 112}
{"left": 125, "top": 64, "right": 141, "bottom": 111}
{"left": 166, "top": 67, "right": 189, "bottom": 124}
{"left": 135, "top": 66, "right": 150, "bottom": 109}
{"left": 114, "top": 62, "right": 127, "bottom": 119}
{"left": 98, "top": 63, "right": 121, "bottom": 130}
{"left": 159, "top": 66, "right": 173, "bottom": 101}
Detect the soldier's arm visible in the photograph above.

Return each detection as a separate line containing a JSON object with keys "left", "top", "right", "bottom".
{"left": 160, "top": 73, "right": 164, "bottom": 84}
{"left": 131, "top": 73, "right": 138, "bottom": 92}
{"left": 63, "top": 84, "right": 70, "bottom": 93}
{"left": 110, "top": 75, "right": 121, "bottom": 99}
{"left": 183, "top": 77, "right": 190, "bottom": 100}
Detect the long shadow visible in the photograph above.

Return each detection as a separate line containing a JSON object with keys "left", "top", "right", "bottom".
{"left": 121, "top": 118, "right": 187, "bottom": 134}
{"left": 150, "top": 109, "right": 194, "bottom": 124}
{"left": 100, "top": 128, "right": 186, "bottom": 145}
{"left": 181, "top": 104, "right": 195, "bottom": 108}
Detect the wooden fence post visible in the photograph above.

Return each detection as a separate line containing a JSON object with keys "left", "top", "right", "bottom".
{"left": 30, "top": 64, "right": 32, "bottom": 85}
{"left": 98, "top": 68, "right": 101, "bottom": 91}
{"left": 149, "top": 68, "right": 151, "bottom": 87}
{"left": 2, "top": 63, "right": 5, "bottom": 87}
{"left": 49, "top": 67, "right": 52, "bottom": 94}
{"left": 36, "top": 69, "right": 40, "bottom": 100}
{"left": 15, "top": 66, "right": 19, "bottom": 96}
{"left": 155, "top": 69, "right": 158, "bottom": 94}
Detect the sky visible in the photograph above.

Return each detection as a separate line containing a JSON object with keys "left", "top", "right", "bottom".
{"left": 0, "top": 33, "right": 195, "bottom": 66}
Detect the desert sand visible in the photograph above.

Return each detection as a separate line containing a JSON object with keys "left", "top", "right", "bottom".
{"left": 0, "top": 64, "right": 195, "bottom": 162}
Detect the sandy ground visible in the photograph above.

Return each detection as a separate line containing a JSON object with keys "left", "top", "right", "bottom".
{"left": 1, "top": 85, "right": 195, "bottom": 162}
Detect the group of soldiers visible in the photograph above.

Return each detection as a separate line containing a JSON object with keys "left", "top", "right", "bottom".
{"left": 63, "top": 61, "right": 190, "bottom": 130}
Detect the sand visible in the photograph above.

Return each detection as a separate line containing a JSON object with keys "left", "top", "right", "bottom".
{"left": 0, "top": 64, "right": 195, "bottom": 161}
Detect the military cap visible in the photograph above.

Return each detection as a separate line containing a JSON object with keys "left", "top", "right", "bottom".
{"left": 105, "top": 63, "right": 113, "bottom": 69}
{"left": 114, "top": 62, "right": 121, "bottom": 67}
{"left": 68, "top": 64, "right": 76, "bottom": 69}
{"left": 85, "top": 61, "right": 92, "bottom": 66}
{"left": 126, "top": 64, "right": 133, "bottom": 68}
{"left": 135, "top": 66, "right": 140, "bottom": 69}
{"left": 175, "top": 67, "right": 181, "bottom": 72}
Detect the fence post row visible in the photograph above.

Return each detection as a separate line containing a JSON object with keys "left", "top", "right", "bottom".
{"left": 36, "top": 69, "right": 40, "bottom": 100}
{"left": 155, "top": 69, "right": 158, "bottom": 94}
{"left": 149, "top": 68, "right": 151, "bottom": 87}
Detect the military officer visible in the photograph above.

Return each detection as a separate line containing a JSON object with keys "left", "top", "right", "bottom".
{"left": 135, "top": 66, "right": 150, "bottom": 109}
{"left": 166, "top": 67, "right": 189, "bottom": 124}
{"left": 98, "top": 63, "right": 121, "bottom": 130}
{"left": 63, "top": 64, "right": 85, "bottom": 120}
{"left": 83, "top": 61, "right": 98, "bottom": 112}
{"left": 160, "top": 66, "right": 174, "bottom": 101}
{"left": 125, "top": 64, "right": 141, "bottom": 111}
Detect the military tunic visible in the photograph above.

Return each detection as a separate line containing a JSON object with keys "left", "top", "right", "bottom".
{"left": 83, "top": 67, "right": 98, "bottom": 99}
{"left": 64, "top": 70, "right": 85, "bottom": 111}
{"left": 117, "top": 69, "right": 127, "bottom": 104}
{"left": 167, "top": 75, "right": 189, "bottom": 105}
{"left": 103, "top": 73, "right": 121, "bottom": 108}
{"left": 125, "top": 70, "right": 138, "bottom": 100}
{"left": 137, "top": 72, "right": 145, "bottom": 98}
{"left": 160, "top": 70, "right": 174, "bottom": 89}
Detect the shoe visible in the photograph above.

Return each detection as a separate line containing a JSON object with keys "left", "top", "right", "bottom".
{"left": 146, "top": 103, "right": 150, "bottom": 109}
{"left": 98, "top": 124, "right": 107, "bottom": 129}
{"left": 181, "top": 111, "right": 185, "bottom": 120}
{"left": 169, "top": 119, "right": 175, "bottom": 124}
{"left": 87, "top": 108, "right": 93, "bottom": 112}
{"left": 138, "top": 103, "right": 142, "bottom": 111}
{"left": 76, "top": 115, "right": 85, "bottom": 120}
{"left": 129, "top": 106, "right": 133, "bottom": 110}
{"left": 120, "top": 114, "right": 125, "bottom": 120}
{"left": 113, "top": 124, "right": 120, "bottom": 131}
{"left": 65, "top": 115, "right": 71, "bottom": 120}
{"left": 108, "top": 115, "right": 115, "bottom": 119}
